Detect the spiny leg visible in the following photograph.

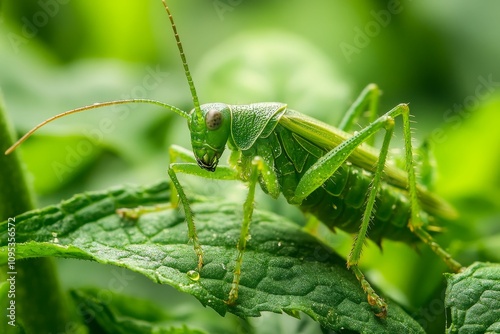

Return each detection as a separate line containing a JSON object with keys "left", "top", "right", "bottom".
{"left": 399, "top": 108, "right": 463, "bottom": 273}
{"left": 292, "top": 104, "right": 412, "bottom": 317}
{"left": 226, "top": 155, "right": 279, "bottom": 304}
{"left": 348, "top": 117, "right": 395, "bottom": 318}
{"left": 160, "top": 155, "right": 275, "bottom": 305}
{"left": 168, "top": 144, "right": 201, "bottom": 208}
{"left": 119, "top": 144, "right": 240, "bottom": 272}
{"left": 292, "top": 103, "right": 462, "bottom": 316}
{"left": 167, "top": 146, "right": 240, "bottom": 272}
{"left": 225, "top": 160, "right": 258, "bottom": 304}
{"left": 338, "top": 83, "right": 381, "bottom": 142}
{"left": 349, "top": 118, "right": 394, "bottom": 266}
{"left": 292, "top": 104, "right": 408, "bottom": 205}
{"left": 350, "top": 267, "right": 387, "bottom": 317}
{"left": 342, "top": 103, "right": 463, "bottom": 273}
{"left": 168, "top": 167, "right": 204, "bottom": 271}
{"left": 347, "top": 104, "right": 463, "bottom": 315}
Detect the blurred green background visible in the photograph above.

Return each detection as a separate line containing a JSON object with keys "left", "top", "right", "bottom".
{"left": 1, "top": 0, "right": 499, "bottom": 333}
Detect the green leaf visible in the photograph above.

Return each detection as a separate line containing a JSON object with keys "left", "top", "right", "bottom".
{"left": 0, "top": 181, "right": 424, "bottom": 333}
{"left": 445, "top": 262, "right": 500, "bottom": 334}
{"left": 70, "top": 288, "right": 206, "bottom": 334}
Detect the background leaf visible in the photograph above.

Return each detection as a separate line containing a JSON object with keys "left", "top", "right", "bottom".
{"left": 71, "top": 288, "right": 207, "bottom": 334}
{"left": 445, "top": 262, "right": 500, "bottom": 334}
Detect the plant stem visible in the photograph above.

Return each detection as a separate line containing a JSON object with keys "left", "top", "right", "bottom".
{"left": 0, "top": 93, "right": 72, "bottom": 333}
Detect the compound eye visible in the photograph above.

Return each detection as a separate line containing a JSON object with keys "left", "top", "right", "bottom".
{"left": 205, "top": 110, "right": 222, "bottom": 130}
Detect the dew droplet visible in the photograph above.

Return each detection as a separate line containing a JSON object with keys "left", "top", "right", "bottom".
{"left": 187, "top": 270, "right": 200, "bottom": 281}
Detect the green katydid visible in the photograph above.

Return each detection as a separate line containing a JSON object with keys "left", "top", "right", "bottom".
{"left": 5, "top": 0, "right": 464, "bottom": 318}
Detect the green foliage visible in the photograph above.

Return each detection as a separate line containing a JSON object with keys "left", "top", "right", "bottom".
{"left": 71, "top": 288, "right": 207, "bottom": 334}
{"left": 1, "top": 181, "right": 425, "bottom": 333}
{"left": 1, "top": 1, "right": 500, "bottom": 333}
{"left": 445, "top": 262, "right": 500, "bottom": 334}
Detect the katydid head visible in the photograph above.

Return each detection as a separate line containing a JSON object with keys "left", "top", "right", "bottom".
{"left": 189, "top": 103, "right": 231, "bottom": 172}
{"left": 162, "top": 2, "right": 231, "bottom": 172}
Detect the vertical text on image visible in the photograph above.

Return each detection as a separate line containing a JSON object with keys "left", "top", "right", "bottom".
{"left": 6, "top": 217, "right": 17, "bottom": 327}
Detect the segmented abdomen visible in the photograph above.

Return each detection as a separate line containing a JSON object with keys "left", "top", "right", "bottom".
{"left": 245, "top": 124, "right": 421, "bottom": 244}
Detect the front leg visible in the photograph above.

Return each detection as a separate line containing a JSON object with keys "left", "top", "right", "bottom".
{"left": 168, "top": 162, "right": 240, "bottom": 271}
{"left": 168, "top": 144, "right": 239, "bottom": 272}
{"left": 226, "top": 156, "right": 279, "bottom": 304}
{"left": 167, "top": 166, "right": 203, "bottom": 271}
{"left": 120, "top": 144, "right": 239, "bottom": 271}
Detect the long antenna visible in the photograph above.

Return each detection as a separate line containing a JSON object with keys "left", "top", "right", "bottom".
{"left": 161, "top": 0, "right": 202, "bottom": 116}
{"left": 5, "top": 2, "right": 200, "bottom": 155}
{"left": 5, "top": 99, "right": 189, "bottom": 155}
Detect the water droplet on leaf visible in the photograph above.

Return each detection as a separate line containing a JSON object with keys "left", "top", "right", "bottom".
{"left": 187, "top": 270, "right": 200, "bottom": 281}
